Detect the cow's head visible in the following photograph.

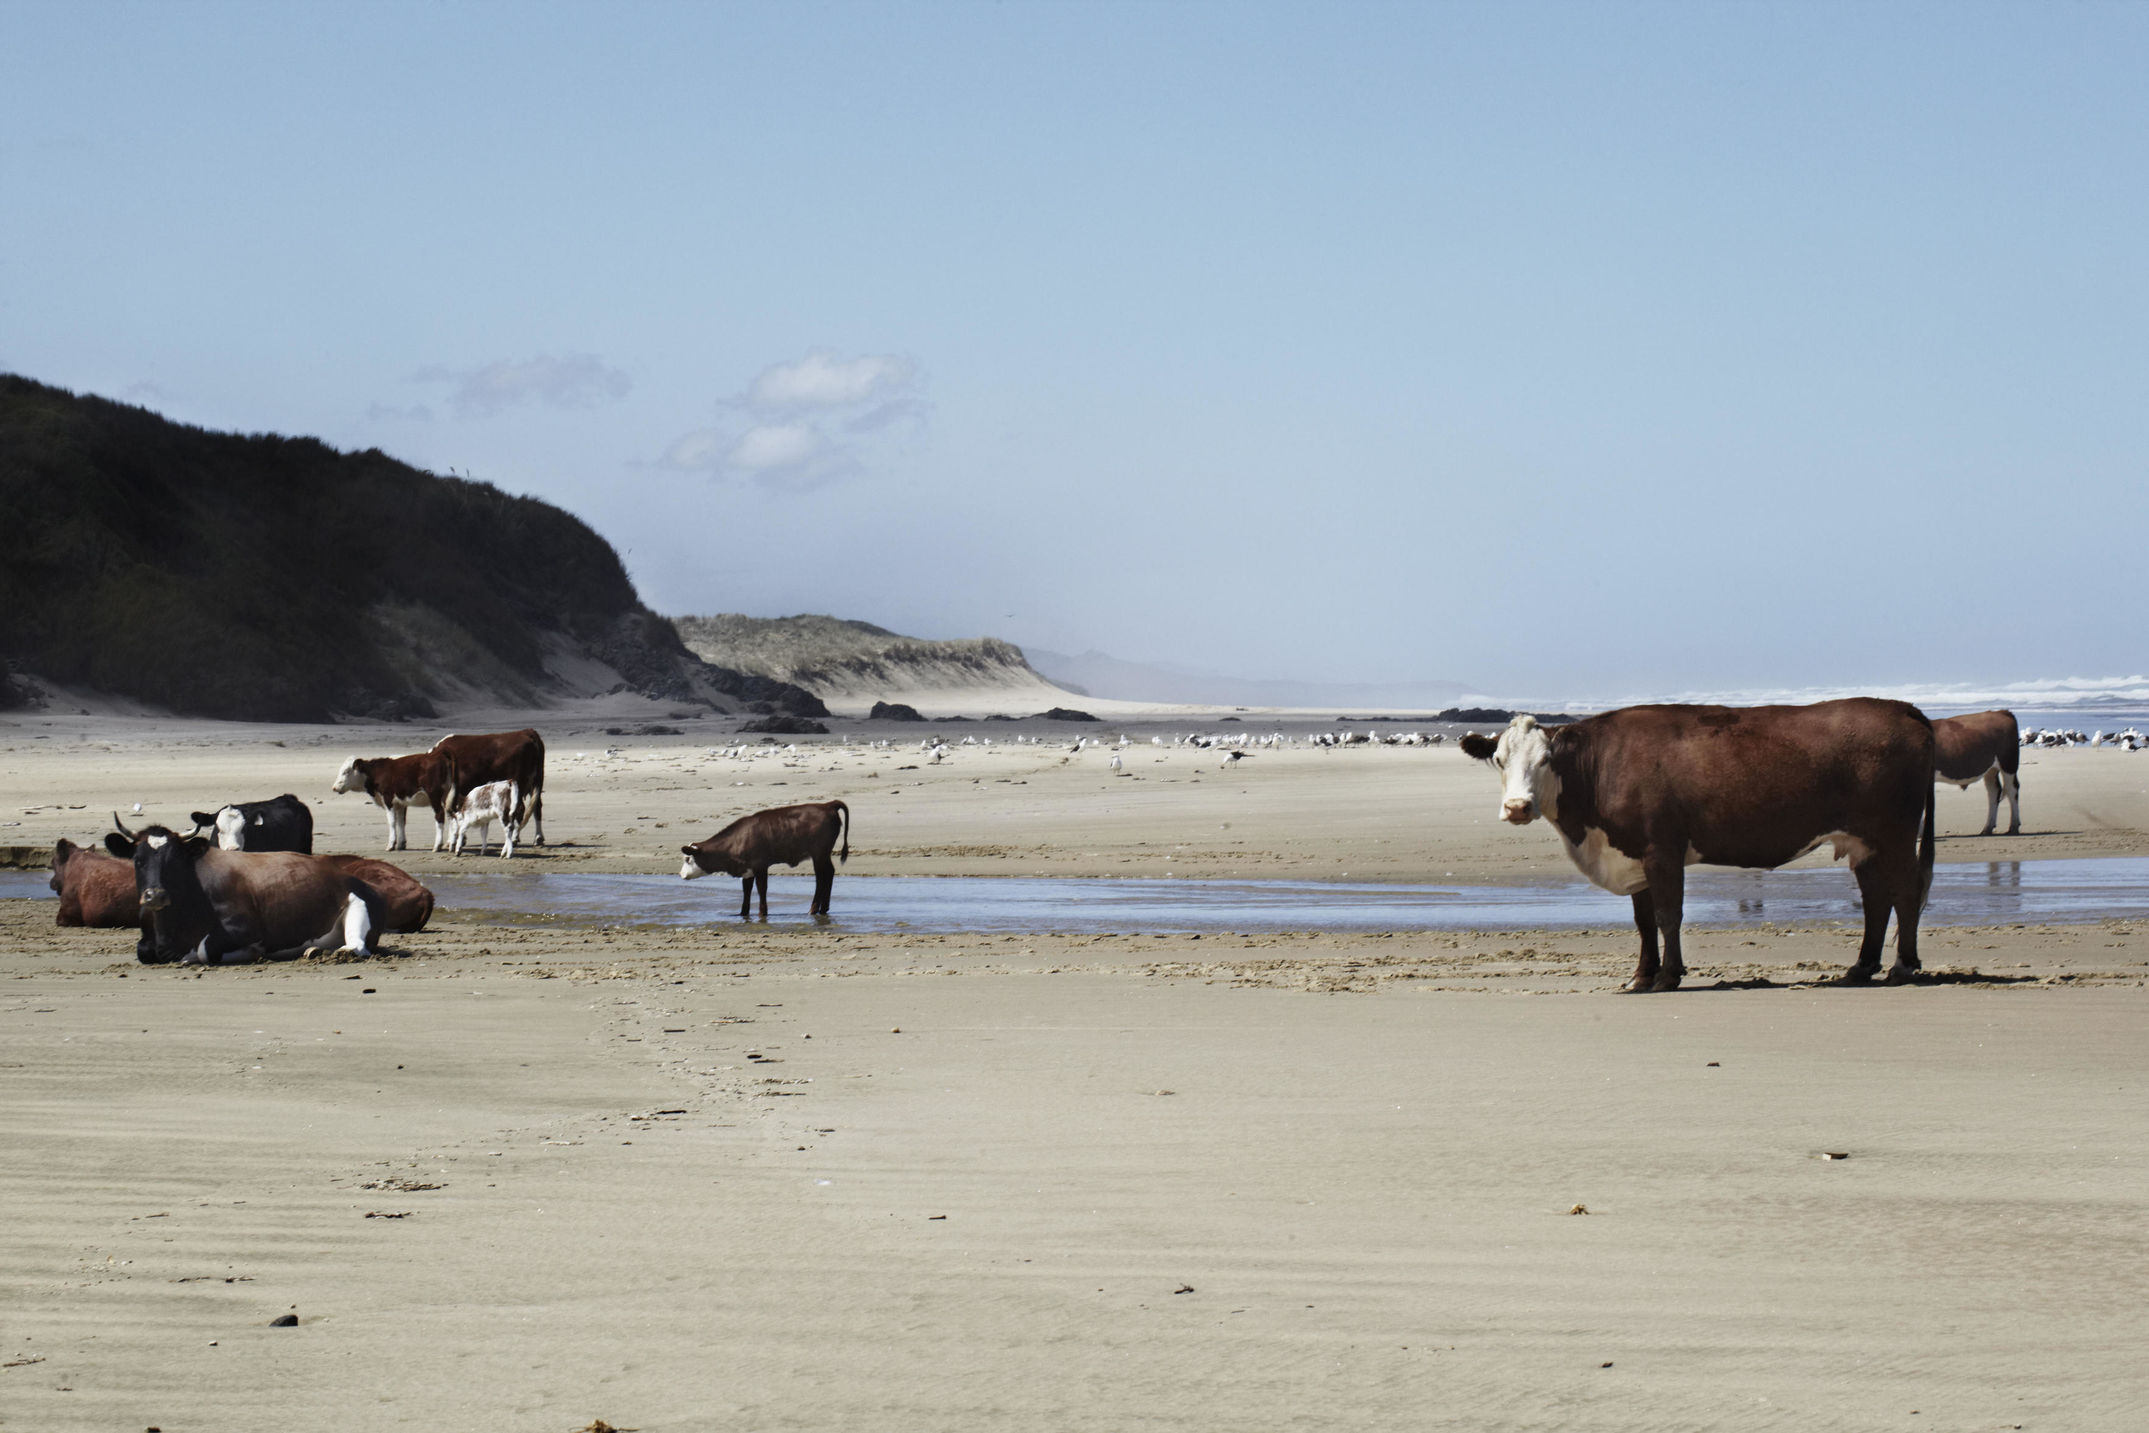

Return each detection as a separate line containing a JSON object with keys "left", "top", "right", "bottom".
{"left": 105, "top": 822, "right": 209, "bottom": 917}
{"left": 330, "top": 758, "right": 368, "bottom": 796}
{"left": 1458, "top": 715, "right": 1560, "bottom": 825}
{"left": 680, "top": 841, "right": 744, "bottom": 881}
{"left": 49, "top": 838, "right": 79, "bottom": 893}
{"left": 189, "top": 806, "right": 249, "bottom": 850}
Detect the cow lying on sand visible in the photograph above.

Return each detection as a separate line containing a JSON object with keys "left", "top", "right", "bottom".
{"left": 680, "top": 800, "right": 850, "bottom": 919}
{"left": 332, "top": 751, "right": 454, "bottom": 851}
{"left": 107, "top": 817, "right": 424, "bottom": 964}
{"left": 1932, "top": 709, "right": 2021, "bottom": 836}
{"left": 50, "top": 838, "right": 138, "bottom": 927}
{"left": 188, "top": 793, "right": 313, "bottom": 853}
{"left": 1460, "top": 699, "right": 1936, "bottom": 991}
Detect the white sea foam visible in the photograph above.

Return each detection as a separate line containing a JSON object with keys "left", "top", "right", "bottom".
{"left": 1470, "top": 675, "right": 2149, "bottom": 719}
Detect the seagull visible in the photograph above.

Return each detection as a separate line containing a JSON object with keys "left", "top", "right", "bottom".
{"left": 1223, "top": 750, "right": 1254, "bottom": 765}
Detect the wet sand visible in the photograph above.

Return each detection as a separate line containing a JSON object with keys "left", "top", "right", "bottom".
{"left": 5, "top": 712, "right": 2149, "bottom": 1430}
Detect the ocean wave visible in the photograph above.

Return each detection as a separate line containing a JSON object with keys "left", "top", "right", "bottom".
{"left": 1468, "top": 676, "right": 2149, "bottom": 717}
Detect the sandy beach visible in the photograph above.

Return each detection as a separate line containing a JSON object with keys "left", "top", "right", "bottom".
{"left": 5, "top": 710, "right": 2149, "bottom": 1431}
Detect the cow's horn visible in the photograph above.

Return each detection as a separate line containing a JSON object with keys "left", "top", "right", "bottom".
{"left": 112, "top": 811, "right": 138, "bottom": 841}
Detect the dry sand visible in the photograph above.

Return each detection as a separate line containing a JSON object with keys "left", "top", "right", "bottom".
{"left": 5, "top": 709, "right": 2149, "bottom": 1431}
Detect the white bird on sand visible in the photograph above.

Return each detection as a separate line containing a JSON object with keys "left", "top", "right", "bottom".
{"left": 1109, "top": 752, "right": 1123, "bottom": 770}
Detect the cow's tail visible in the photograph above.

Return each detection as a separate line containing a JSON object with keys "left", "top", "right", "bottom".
{"left": 1918, "top": 778, "right": 1937, "bottom": 913}
{"left": 835, "top": 800, "right": 850, "bottom": 865}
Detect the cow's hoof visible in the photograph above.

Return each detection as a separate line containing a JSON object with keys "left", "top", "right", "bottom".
{"left": 1650, "top": 973, "right": 1684, "bottom": 993}
{"left": 1884, "top": 963, "right": 1921, "bottom": 985}
{"left": 1836, "top": 965, "right": 1881, "bottom": 985}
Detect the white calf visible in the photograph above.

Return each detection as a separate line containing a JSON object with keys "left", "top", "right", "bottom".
{"left": 451, "top": 780, "right": 520, "bottom": 858}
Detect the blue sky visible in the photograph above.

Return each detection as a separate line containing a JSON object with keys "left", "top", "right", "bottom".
{"left": 4, "top": 1, "right": 2144, "bottom": 702}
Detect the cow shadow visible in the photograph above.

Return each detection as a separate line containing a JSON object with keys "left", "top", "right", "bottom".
{"left": 1685, "top": 969, "right": 2042, "bottom": 992}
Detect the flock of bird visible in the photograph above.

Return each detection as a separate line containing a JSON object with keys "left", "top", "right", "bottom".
{"left": 2022, "top": 727, "right": 2146, "bottom": 750}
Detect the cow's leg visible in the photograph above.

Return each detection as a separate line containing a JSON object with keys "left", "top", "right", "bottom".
{"left": 1885, "top": 854, "right": 1924, "bottom": 984}
{"left": 430, "top": 798, "right": 447, "bottom": 852}
{"left": 738, "top": 875, "right": 753, "bottom": 920}
{"left": 754, "top": 868, "right": 771, "bottom": 920}
{"left": 339, "top": 892, "right": 373, "bottom": 956}
{"left": 531, "top": 787, "right": 545, "bottom": 846}
{"left": 1980, "top": 769, "right": 2001, "bottom": 836}
{"left": 1842, "top": 858, "right": 1895, "bottom": 983}
{"left": 501, "top": 816, "right": 516, "bottom": 860}
{"left": 387, "top": 802, "right": 403, "bottom": 852}
{"left": 1642, "top": 857, "right": 1686, "bottom": 992}
{"left": 1626, "top": 890, "right": 1660, "bottom": 992}
{"left": 811, "top": 854, "right": 835, "bottom": 915}
{"left": 2002, "top": 770, "right": 2021, "bottom": 835}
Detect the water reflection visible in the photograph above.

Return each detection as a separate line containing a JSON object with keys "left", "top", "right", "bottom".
{"left": 7, "top": 858, "right": 2146, "bottom": 935}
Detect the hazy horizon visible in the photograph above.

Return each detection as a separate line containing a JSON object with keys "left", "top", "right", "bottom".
{"left": 6, "top": 1, "right": 2145, "bottom": 700}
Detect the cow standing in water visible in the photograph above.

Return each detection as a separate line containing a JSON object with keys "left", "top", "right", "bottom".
{"left": 1932, "top": 709, "right": 2022, "bottom": 836}
{"left": 680, "top": 801, "right": 850, "bottom": 919}
{"left": 1460, "top": 700, "right": 1937, "bottom": 991}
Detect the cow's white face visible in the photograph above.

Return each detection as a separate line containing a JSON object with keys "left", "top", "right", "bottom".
{"left": 214, "top": 807, "right": 247, "bottom": 850}
{"left": 1481, "top": 715, "right": 1559, "bottom": 825}
{"left": 680, "top": 854, "right": 707, "bottom": 880}
{"left": 331, "top": 758, "right": 363, "bottom": 795}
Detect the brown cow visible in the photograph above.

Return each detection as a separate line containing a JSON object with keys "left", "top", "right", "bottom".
{"left": 323, "top": 855, "right": 434, "bottom": 933}
{"left": 1460, "top": 700, "right": 1936, "bottom": 991}
{"left": 107, "top": 822, "right": 382, "bottom": 964}
{"left": 1932, "top": 709, "right": 2021, "bottom": 836}
{"left": 50, "top": 838, "right": 139, "bottom": 927}
{"left": 680, "top": 800, "right": 850, "bottom": 919}
{"left": 331, "top": 751, "right": 454, "bottom": 851}
{"left": 435, "top": 729, "right": 546, "bottom": 846}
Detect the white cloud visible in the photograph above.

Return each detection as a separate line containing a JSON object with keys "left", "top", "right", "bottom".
{"left": 747, "top": 351, "right": 915, "bottom": 410}
{"left": 729, "top": 423, "right": 823, "bottom": 471}
{"left": 412, "top": 352, "right": 631, "bottom": 420}
{"left": 658, "top": 348, "right": 925, "bottom": 490}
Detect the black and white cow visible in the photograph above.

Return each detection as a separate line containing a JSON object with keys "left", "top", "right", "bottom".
{"left": 188, "top": 793, "right": 314, "bottom": 853}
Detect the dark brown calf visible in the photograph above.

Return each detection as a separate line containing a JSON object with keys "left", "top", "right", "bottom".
{"left": 50, "top": 838, "right": 139, "bottom": 927}
{"left": 331, "top": 751, "right": 454, "bottom": 851}
{"left": 680, "top": 800, "right": 850, "bottom": 919}
{"left": 1932, "top": 709, "right": 2021, "bottom": 836}
{"left": 324, "top": 855, "right": 434, "bottom": 933}
{"left": 435, "top": 728, "right": 546, "bottom": 846}
{"left": 1461, "top": 699, "right": 1937, "bottom": 991}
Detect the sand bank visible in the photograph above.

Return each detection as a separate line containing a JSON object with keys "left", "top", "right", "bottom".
{"left": 5, "top": 713, "right": 2149, "bottom": 1430}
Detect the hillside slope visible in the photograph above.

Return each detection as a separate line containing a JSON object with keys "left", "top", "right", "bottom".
{"left": 0, "top": 375, "right": 822, "bottom": 722}
{"left": 672, "top": 613, "right": 1074, "bottom": 708}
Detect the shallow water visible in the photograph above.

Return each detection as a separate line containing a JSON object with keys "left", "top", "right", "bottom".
{"left": 13, "top": 859, "right": 2148, "bottom": 934}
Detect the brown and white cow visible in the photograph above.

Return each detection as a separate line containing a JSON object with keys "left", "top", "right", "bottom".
{"left": 1459, "top": 700, "right": 1937, "bottom": 991}
{"left": 1932, "top": 709, "right": 2021, "bottom": 836}
{"left": 49, "top": 838, "right": 139, "bottom": 927}
{"left": 331, "top": 751, "right": 454, "bottom": 851}
{"left": 680, "top": 800, "right": 850, "bottom": 919}
{"left": 449, "top": 780, "right": 519, "bottom": 858}
{"left": 434, "top": 729, "right": 545, "bottom": 846}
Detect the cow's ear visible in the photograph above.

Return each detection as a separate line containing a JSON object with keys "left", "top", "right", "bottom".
{"left": 680, "top": 846, "right": 697, "bottom": 858}
{"left": 54, "top": 838, "right": 76, "bottom": 860}
{"left": 1458, "top": 733, "right": 1499, "bottom": 761}
{"left": 105, "top": 833, "right": 135, "bottom": 858}
{"left": 189, "top": 811, "right": 214, "bottom": 828}
{"left": 183, "top": 835, "right": 212, "bottom": 852}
